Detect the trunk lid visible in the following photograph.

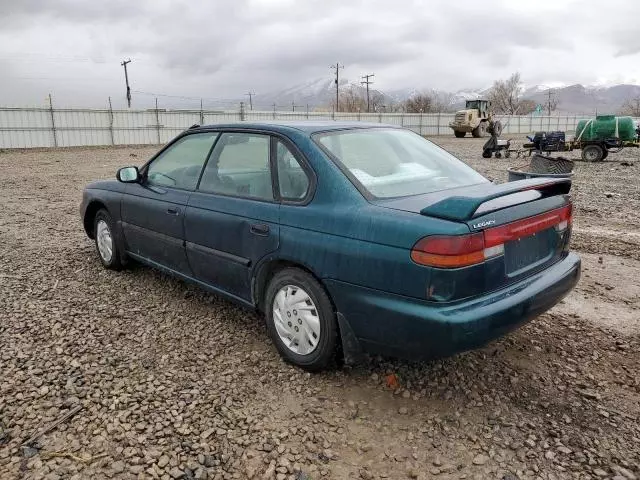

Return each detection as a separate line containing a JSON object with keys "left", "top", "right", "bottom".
{"left": 374, "top": 178, "right": 574, "bottom": 301}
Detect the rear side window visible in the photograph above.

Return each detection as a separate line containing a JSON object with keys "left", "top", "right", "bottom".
{"left": 276, "top": 140, "right": 310, "bottom": 200}
{"left": 147, "top": 132, "right": 218, "bottom": 190}
{"left": 198, "top": 133, "right": 274, "bottom": 201}
{"left": 315, "top": 128, "right": 487, "bottom": 199}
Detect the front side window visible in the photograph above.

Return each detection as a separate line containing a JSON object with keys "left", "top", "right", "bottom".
{"left": 147, "top": 132, "right": 218, "bottom": 190}
{"left": 315, "top": 128, "right": 487, "bottom": 199}
{"left": 198, "top": 133, "right": 273, "bottom": 201}
{"left": 276, "top": 140, "right": 310, "bottom": 200}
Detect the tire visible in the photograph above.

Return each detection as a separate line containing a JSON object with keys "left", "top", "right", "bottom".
{"left": 530, "top": 154, "right": 574, "bottom": 174}
{"left": 601, "top": 149, "right": 609, "bottom": 160}
{"left": 472, "top": 122, "right": 486, "bottom": 138}
{"left": 264, "top": 268, "right": 338, "bottom": 372}
{"left": 93, "top": 209, "right": 123, "bottom": 270}
{"left": 454, "top": 130, "right": 466, "bottom": 138}
{"left": 504, "top": 150, "right": 511, "bottom": 158}
{"left": 482, "top": 149, "right": 492, "bottom": 158}
{"left": 581, "top": 144, "right": 604, "bottom": 162}
{"left": 495, "top": 152, "right": 502, "bottom": 158}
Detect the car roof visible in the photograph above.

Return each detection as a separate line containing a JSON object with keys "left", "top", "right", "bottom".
{"left": 194, "top": 121, "right": 399, "bottom": 135}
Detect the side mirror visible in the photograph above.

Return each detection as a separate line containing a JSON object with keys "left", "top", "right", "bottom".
{"left": 117, "top": 166, "right": 140, "bottom": 183}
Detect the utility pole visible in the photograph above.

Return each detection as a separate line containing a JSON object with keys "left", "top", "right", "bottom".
{"left": 546, "top": 89, "right": 556, "bottom": 116}
{"left": 330, "top": 62, "right": 344, "bottom": 112}
{"left": 120, "top": 59, "right": 132, "bottom": 108}
{"left": 245, "top": 92, "right": 255, "bottom": 110}
{"left": 292, "top": 100, "right": 297, "bottom": 112}
{"left": 361, "top": 73, "right": 375, "bottom": 113}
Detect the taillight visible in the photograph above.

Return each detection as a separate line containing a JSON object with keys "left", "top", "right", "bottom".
{"left": 411, "top": 204, "right": 572, "bottom": 268}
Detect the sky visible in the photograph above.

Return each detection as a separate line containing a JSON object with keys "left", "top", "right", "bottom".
{"left": 1, "top": 0, "right": 640, "bottom": 109}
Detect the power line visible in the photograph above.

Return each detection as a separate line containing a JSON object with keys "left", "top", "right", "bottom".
{"left": 330, "top": 62, "right": 344, "bottom": 112}
{"left": 120, "top": 59, "right": 132, "bottom": 108}
{"left": 361, "top": 73, "right": 375, "bottom": 113}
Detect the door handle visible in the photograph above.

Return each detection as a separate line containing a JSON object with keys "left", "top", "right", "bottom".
{"left": 167, "top": 207, "right": 180, "bottom": 215}
{"left": 250, "top": 223, "right": 270, "bottom": 236}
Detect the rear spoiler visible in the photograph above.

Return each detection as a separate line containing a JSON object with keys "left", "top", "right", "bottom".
{"left": 420, "top": 178, "right": 571, "bottom": 221}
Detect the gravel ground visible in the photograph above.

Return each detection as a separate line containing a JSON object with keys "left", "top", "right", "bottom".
{"left": 0, "top": 138, "right": 639, "bottom": 480}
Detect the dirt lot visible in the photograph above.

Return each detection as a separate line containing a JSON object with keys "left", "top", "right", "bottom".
{"left": 0, "top": 137, "right": 639, "bottom": 480}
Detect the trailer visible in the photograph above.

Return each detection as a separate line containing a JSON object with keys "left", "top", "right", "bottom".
{"left": 518, "top": 133, "right": 639, "bottom": 161}
{"left": 485, "top": 115, "right": 640, "bottom": 161}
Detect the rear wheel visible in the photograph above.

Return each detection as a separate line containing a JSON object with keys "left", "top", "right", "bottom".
{"left": 454, "top": 130, "right": 466, "bottom": 138}
{"left": 482, "top": 149, "right": 492, "bottom": 158}
{"left": 264, "top": 268, "right": 338, "bottom": 371}
{"left": 93, "top": 209, "right": 122, "bottom": 270}
{"left": 582, "top": 144, "right": 604, "bottom": 162}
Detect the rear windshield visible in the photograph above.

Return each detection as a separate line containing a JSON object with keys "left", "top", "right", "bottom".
{"left": 314, "top": 128, "right": 488, "bottom": 199}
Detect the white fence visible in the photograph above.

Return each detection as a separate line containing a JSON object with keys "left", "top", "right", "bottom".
{"left": 0, "top": 106, "right": 589, "bottom": 149}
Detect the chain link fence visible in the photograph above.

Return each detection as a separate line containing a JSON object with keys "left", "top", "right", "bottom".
{"left": 0, "top": 106, "right": 601, "bottom": 149}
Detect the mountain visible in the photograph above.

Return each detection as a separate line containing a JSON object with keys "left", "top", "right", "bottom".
{"left": 522, "top": 84, "right": 640, "bottom": 114}
{"left": 245, "top": 78, "right": 640, "bottom": 114}
{"left": 253, "top": 78, "right": 392, "bottom": 111}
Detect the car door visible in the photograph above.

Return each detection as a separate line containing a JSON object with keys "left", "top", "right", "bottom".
{"left": 184, "top": 132, "right": 281, "bottom": 301}
{"left": 121, "top": 132, "right": 219, "bottom": 275}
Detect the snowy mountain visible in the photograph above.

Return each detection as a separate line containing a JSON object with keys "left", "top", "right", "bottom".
{"left": 253, "top": 78, "right": 391, "bottom": 111}
{"left": 242, "top": 78, "right": 640, "bottom": 114}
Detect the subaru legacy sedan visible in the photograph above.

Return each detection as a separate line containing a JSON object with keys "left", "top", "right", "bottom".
{"left": 80, "top": 122, "right": 580, "bottom": 371}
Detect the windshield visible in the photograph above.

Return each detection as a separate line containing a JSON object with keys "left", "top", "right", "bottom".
{"left": 466, "top": 100, "right": 479, "bottom": 109}
{"left": 314, "top": 128, "right": 488, "bottom": 199}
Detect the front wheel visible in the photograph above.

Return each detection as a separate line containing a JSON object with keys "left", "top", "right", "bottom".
{"left": 472, "top": 123, "right": 486, "bottom": 138}
{"left": 454, "top": 130, "right": 466, "bottom": 138}
{"left": 93, "top": 209, "right": 123, "bottom": 270}
{"left": 264, "top": 268, "right": 338, "bottom": 371}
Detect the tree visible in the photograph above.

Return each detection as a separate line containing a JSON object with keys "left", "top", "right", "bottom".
{"left": 403, "top": 93, "right": 434, "bottom": 113}
{"left": 518, "top": 99, "right": 537, "bottom": 115}
{"left": 432, "top": 92, "right": 455, "bottom": 113}
{"left": 337, "top": 87, "right": 367, "bottom": 112}
{"left": 621, "top": 96, "right": 640, "bottom": 117}
{"left": 488, "top": 72, "right": 533, "bottom": 115}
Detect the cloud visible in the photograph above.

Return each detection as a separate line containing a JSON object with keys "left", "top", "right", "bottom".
{"left": 1, "top": 0, "right": 640, "bottom": 107}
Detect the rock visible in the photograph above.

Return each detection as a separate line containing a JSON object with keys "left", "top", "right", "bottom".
{"left": 359, "top": 468, "right": 374, "bottom": 480}
{"left": 557, "top": 446, "right": 572, "bottom": 455}
{"left": 406, "top": 467, "right": 419, "bottom": 478}
{"left": 544, "top": 450, "right": 555, "bottom": 460}
{"left": 430, "top": 467, "right": 441, "bottom": 475}
{"left": 112, "top": 461, "right": 125, "bottom": 473}
{"left": 593, "top": 468, "right": 608, "bottom": 477}
{"left": 203, "top": 455, "right": 216, "bottom": 468}
{"left": 168, "top": 466, "right": 185, "bottom": 479}
{"left": 473, "top": 454, "right": 489, "bottom": 466}
{"left": 398, "top": 407, "right": 409, "bottom": 415}
{"left": 262, "top": 461, "right": 276, "bottom": 479}
{"left": 158, "top": 455, "right": 170, "bottom": 468}
{"left": 613, "top": 466, "right": 638, "bottom": 480}
{"left": 194, "top": 468, "right": 208, "bottom": 480}
{"left": 129, "top": 465, "right": 144, "bottom": 474}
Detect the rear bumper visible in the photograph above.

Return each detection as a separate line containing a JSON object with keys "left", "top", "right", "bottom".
{"left": 326, "top": 252, "right": 581, "bottom": 361}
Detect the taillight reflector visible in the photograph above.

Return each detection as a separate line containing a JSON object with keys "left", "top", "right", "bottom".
{"left": 411, "top": 204, "right": 572, "bottom": 268}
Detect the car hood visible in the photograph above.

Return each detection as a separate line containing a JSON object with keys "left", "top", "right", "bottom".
{"left": 85, "top": 179, "right": 125, "bottom": 192}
